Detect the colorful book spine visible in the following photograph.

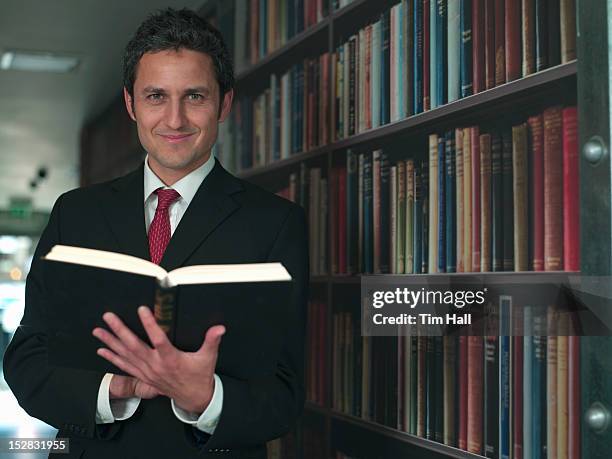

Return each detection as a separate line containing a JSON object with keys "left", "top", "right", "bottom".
{"left": 381, "top": 11, "right": 391, "bottom": 125}
{"left": 484, "top": 0, "right": 496, "bottom": 89}
{"left": 435, "top": 0, "right": 448, "bottom": 105}
{"left": 447, "top": 0, "right": 460, "bottom": 102}
{"left": 438, "top": 135, "right": 447, "bottom": 272}
{"left": 463, "top": 128, "right": 473, "bottom": 272}
{"left": 491, "top": 132, "right": 504, "bottom": 271}
{"left": 397, "top": 162, "right": 406, "bottom": 274}
{"left": 429, "top": 134, "right": 439, "bottom": 273}
{"left": 495, "top": 0, "right": 506, "bottom": 84}
{"left": 430, "top": 0, "right": 438, "bottom": 109}
{"left": 512, "top": 123, "right": 529, "bottom": 271}
{"left": 472, "top": 0, "right": 485, "bottom": 93}
{"left": 380, "top": 150, "right": 391, "bottom": 273}
{"left": 414, "top": 0, "right": 424, "bottom": 113}
{"left": 505, "top": 0, "right": 522, "bottom": 81}
{"left": 414, "top": 162, "right": 423, "bottom": 273}
{"left": 445, "top": 131, "right": 456, "bottom": 272}
{"left": 460, "top": 0, "right": 473, "bottom": 97}
{"left": 467, "top": 336, "right": 484, "bottom": 454}
{"left": 423, "top": 0, "right": 431, "bottom": 111}
{"left": 421, "top": 159, "right": 430, "bottom": 273}
{"left": 522, "top": 0, "right": 536, "bottom": 76}
{"left": 471, "top": 127, "right": 481, "bottom": 271}
{"left": 563, "top": 106, "right": 579, "bottom": 270}
{"left": 406, "top": 159, "right": 415, "bottom": 273}
{"left": 480, "top": 133, "right": 492, "bottom": 272}
{"left": 456, "top": 128, "right": 465, "bottom": 272}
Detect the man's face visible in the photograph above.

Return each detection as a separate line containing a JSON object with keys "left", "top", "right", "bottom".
{"left": 124, "top": 48, "right": 233, "bottom": 182}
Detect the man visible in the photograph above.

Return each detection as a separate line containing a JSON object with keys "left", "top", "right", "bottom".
{"left": 3, "top": 8, "right": 309, "bottom": 459}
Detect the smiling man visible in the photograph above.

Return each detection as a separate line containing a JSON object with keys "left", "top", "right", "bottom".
{"left": 2, "top": 8, "right": 309, "bottom": 459}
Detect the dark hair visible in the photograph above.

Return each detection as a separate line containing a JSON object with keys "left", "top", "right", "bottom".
{"left": 123, "top": 8, "right": 234, "bottom": 100}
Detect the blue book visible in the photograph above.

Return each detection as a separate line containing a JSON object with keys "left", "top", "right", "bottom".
{"left": 363, "top": 153, "right": 374, "bottom": 274}
{"left": 259, "top": 0, "right": 267, "bottom": 58}
{"left": 437, "top": 136, "right": 446, "bottom": 272}
{"left": 296, "top": 0, "right": 304, "bottom": 35}
{"left": 523, "top": 308, "right": 533, "bottom": 458}
{"left": 499, "top": 296, "right": 512, "bottom": 459}
{"left": 445, "top": 131, "right": 456, "bottom": 272}
{"left": 435, "top": 0, "right": 448, "bottom": 106}
{"left": 447, "top": 0, "right": 461, "bottom": 102}
{"left": 397, "top": 2, "right": 406, "bottom": 120}
{"left": 413, "top": 0, "right": 424, "bottom": 113}
{"left": 430, "top": 0, "right": 438, "bottom": 109}
{"left": 287, "top": 0, "right": 295, "bottom": 38}
{"left": 380, "top": 11, "right": 391, "bottom": 125}
{"left": 421, "top": 159, "right": 429, "bottom": 273}
{"left": 413, "top": 163, "right": 423, "bottom": 273}
{"left": 459, "top": 0, "right": 473, "bottom": 97}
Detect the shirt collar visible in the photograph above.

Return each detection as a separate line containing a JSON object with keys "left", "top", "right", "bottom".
{"left": 143, "top": 153, "right": 216, "bottom": 206}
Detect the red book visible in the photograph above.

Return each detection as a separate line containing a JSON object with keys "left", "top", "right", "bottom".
{"left": 494, "top": 0, "right": 506, "bottom": 85}
{"left": 250, "top": 0, "right": 259, "bottom": 64}
{"left": 484, "top": 0, "right": 496, "bottom": 89}
{"left": 471, "top": 127, "right": 481, "bottom": 272}
{"left": 563, "top": 106, "right": 579, "bottom": 271}
{"left": 472, "top": 0, "right": 485, "bottom": 93}
{"left": 338, "top": 166, "right": 347, "bottom": 274}
{"left": 528, "top": 114, "right": 545, "bottom": 271}
{"left": 568, "top": 336, "right": 580, "bottom": 458}
{"left": 467, "top": 336, "right": 484, "bottom": 454}
{"left": 544, "top": 106, "right": 564, "bottom": 271}
{"left": 505, "top": 0, "right": 521, "bottom": 81}
{"left": 423, "top": 0, "right": 431, "bottom": 110}
{"left": 458, "top": 336, "right": 468, "bottom": 450}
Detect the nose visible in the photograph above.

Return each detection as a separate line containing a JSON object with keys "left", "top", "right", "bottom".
{"left": 164, "top": 99, "right": 187, "bottom": 130}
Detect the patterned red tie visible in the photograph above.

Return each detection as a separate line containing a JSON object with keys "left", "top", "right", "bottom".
{"left": 148, "top": 188, "right": 181, "bottom": 265}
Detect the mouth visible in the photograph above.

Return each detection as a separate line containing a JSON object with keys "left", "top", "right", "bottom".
{"left": 159, "top": 133, "right": 195, "bottom": 143}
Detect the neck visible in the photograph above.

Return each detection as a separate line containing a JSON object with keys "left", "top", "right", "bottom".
{"left": 147, "top": 153, "right": 210, "bottom": 186}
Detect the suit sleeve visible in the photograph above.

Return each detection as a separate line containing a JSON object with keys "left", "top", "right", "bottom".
{"left": 2, "top": 194, "right": 122, "bottom": 440}
{"left": 200, "top": 203, "right": 309, "bottom": 450}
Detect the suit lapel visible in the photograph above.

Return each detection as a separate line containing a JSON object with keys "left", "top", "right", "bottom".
{"left": 103, "top": 164, "right": 151, "bottom": 260}
{"left": 160, "top": 160, "right": 244, "bottom": 272}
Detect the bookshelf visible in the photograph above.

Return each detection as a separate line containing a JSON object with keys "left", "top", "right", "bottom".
{"left": 77, "top": 0, "right": 612, "bottom": 458}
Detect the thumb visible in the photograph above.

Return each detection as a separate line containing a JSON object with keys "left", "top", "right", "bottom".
{"left": 198, "top": 325, "right": 226, "bottom": 355}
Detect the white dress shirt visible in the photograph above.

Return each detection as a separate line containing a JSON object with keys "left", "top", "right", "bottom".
{"left": 94, "top": 153, "right": 223, "bottom": 434}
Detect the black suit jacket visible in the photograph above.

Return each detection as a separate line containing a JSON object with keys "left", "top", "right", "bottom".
{"left": 2, "top": 160, "right": 309, "bottom": 459}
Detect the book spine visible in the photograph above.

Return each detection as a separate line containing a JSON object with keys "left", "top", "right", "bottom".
{"left": 523, "top": 0, "right": 536, "bottom": 76}
{"left": 421, "top": 159, "right": 430, "bottom": 273}
{"left": 463, "top": 128, "right": 472, "bottom": 272}
{"left": 458, "top": 335, "right": 468, "bottom": 450}
{"left": 348, "top": 36, "right": 357, "bottom": 136}
{"left": 347, "top": 150, "right": 358, "bottom": 273}
{"left": 339, "top": 167, "right": 347, "bottom": 274}
{"left": 413, "top": 162, "right": 423, "bottom": 273}
{"left": 436, "top": 0, "right": 448, "bottom": 105}
{"left": 491, "top": 132, "right": 504, "bottom": 271}
{"left": 563, "top": 106, "right": 579, "bottom": 271}
{"left": 547, "top": 310, "right": 558, "bottom": 459}
{"left": 417, "top": 336, "right": 427, "bottom": 437}
{"left": 480, "top": 133, "right": 492, "bottom": 272}
{"left": 456, "top": 128, "right": 465, "bottom": 272}
{"left": 495, "top": 0, "right": 506, "bottom": 84}
{"left": 380, "top": 151, "right": 391, "bottom": 273}
{"left": 568, "top": 336, "right": 580, "bottom": 458}
{"left": 505, "top": 0, "right": 522, "bottom": 81}
{"left": 460, "top": 0, "right": 473, "bottom": 97}
{"left": 447, "top": 0, "right": 460, "bottom": 102}
{"left": 502, "top": 129, "right": 514, "bottom": 271}
{"left": 397, "top": 162, "right": 406, "bottom": 274}
{"left": 438, "top": 135, "right": 447, "bottom": 272}
{"left": 533, "top": 310, "right": 548, "bottom": 459}
{"left": 390, "top": 165, "right": 398, "bottom": 273}
{"left": 472, "top": 0, "right": 485, "bottom": 93}
{"left": 410, "top": 336, "right": 418, "bottom": 434}
{"left": 499, "top": 298, "right": 512, "bottom": 459}
{"left": 471, "top": 127, "right": 481, "bottom": 271}
{"left": 153, "top": 283, "right": 177, "bottom": 343}
{"left": 557, "top": 315, "right": 569, "bottom": 459}
{"left": 512, "top": 123, "right": 529, "bottom": 271}
{"left": 560, "top": 0, "right": 577, "bottom": 62}
{"left": 364, "top": 153, "right": 374, "bottom": 273}
{"left": 434, "top": 336, "right": 444, "bottom": 443}
{"left": 331, "top": 168, "right": 339, "bottom": 274}
{"left": 548, "top": 0, "right": 561, "bottom": 66}
{"left": 415, "top": 0, "right": 425, "bottom": 113}
{"left": 358, "top": 153, "right": 364, "bottom": 271}
{"left": 381, "top": 11, "right": 391, "bottom": 125}
{"left": 513, "top": 315, "right": 524, "bottom": 459}
{"left": 373, "top": 150, "right": 381, "bottom": 273}
{"left": 406, "top": 159, "right": 415, "bottom": 273}
{"left": 484, "top": 333, "right": 499, "bottom": 458}
{"left": 484, "top": 0, "right": 496, "bottom": 89}
{"left": 443, "top": 335, "right": 456, "bottom": 446}
{"left": 467, "top": 336, "right": 484, "bottom": 454}
{"left": 430, "top": 0, "right": 438, "bottom": 109}
{"left": 429, "top": 134, "right": 439, "bottom": 273}
{"left": 423, "top": 0, "right": 431, "bottom": 110}
{"left": 535, "top": 0, "right": 548, "bottom": 71}
{"left": 446, "top": 131, "right": 456, "bottom": 272}
{"left": 372, "top": 21, "right": 382, "bottom": 128}
{"left": 543, "top": 106, "right": 563, "bottom": 271}
{"left": 523, "top": 308, "right": 534, "bottom": 458}
{"left": 404, "top": 0, "right": 414, "bottom": 117}
{"left": 528, "top": 114, "right": 545, "bottom": 271}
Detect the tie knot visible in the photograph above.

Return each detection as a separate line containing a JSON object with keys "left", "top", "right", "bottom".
{"left": 154, "top": 188, "right": 180, "bottom": 210}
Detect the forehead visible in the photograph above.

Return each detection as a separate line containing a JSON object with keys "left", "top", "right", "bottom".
{"left": 134, "top": 48, "right": 217, "bottom": 91}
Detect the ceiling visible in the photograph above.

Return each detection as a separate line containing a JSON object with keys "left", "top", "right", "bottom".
{"left": 0, "top": 0, "right": 206, "bottom": 212}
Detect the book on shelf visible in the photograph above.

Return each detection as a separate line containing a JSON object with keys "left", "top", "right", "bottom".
{"left": 42, "top": 245, "right": 292, "bottom": 376}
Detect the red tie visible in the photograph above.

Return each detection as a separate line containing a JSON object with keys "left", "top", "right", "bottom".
{"left": 148, "top": 188, "right": 181, "bottom": 265}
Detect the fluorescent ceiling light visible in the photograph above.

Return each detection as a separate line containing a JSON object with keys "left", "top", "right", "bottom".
{"left": 0, "top": 50, "right": 79, "bottom": 73}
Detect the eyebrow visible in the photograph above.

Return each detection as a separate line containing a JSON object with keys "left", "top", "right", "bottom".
{"left": 142, "top": 86, "right": 211, "bottom": 95}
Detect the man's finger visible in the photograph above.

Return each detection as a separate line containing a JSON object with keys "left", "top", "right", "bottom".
{"left": 97, "top": 348, "right": 151, "bottom": 384}
{"left": 102, "top": 312, "right": 152, "bottom": 359}
{"left": 138, "top": 306, "right": 174, "bottom": 356}
{"left": 92, "top": 327, "right": 138, "bottom": 365}
{"left": 197, "top": 325, "right": 226, "bottom": 355}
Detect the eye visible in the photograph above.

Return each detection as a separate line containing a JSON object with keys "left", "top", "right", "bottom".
{"left": 146, "top": 93, "right": 164, "bottom": 102}
{"left": 187, "top": 93, "right": 205, "bottom": 102}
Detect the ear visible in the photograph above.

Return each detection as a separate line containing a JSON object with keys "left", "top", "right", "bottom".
{"left": 217, "top": 88, "right": 234, "bottom": 123}
{"left": 123, "top": 87, "right": 137, "bottom": 122}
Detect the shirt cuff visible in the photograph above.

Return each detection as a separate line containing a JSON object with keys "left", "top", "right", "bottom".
{"left": 171, "top": 374, "right": 223, "bottom": 434}
{"left": 95, "top": 373, "right": 141, "bottom": 424}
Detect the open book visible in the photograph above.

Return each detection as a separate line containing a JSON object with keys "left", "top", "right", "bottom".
{"left": 43, "top": 245, "right": 293, "bottom": 377}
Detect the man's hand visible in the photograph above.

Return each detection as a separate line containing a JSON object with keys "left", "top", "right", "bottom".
{"left": 92, "top": 306, "right": 225, "bottom": 414}
{"left": 109, "top": 374, "right": 160, "bottom": 400}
